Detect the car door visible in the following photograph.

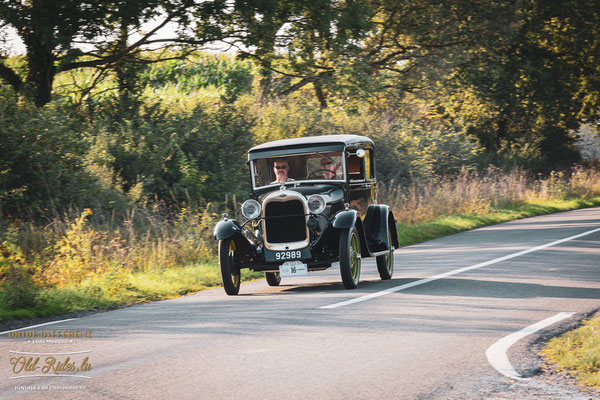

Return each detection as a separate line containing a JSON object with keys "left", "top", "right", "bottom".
{"left": 346, "top": 147, "right": 376, "bottom": 217}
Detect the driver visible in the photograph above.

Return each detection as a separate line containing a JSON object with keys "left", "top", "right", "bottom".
{"left": 321, "top": 157, "right": 340, "bottom": 179}
{"left": 272, "top": 158, "right": 294, "bottom": 183}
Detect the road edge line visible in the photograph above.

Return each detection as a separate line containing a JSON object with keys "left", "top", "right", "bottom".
{"left": 486, "top": 312, "right": 575, "bottom": 380}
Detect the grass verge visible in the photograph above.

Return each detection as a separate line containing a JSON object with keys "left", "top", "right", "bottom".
{"left": 540, "top": 315, "right": 600, "bottom": 388}
{"left": 396, "top": 196, "right": 600, "bottom": 246}
{"left": 0, "top": 263, "right": 262, "bottom": 324}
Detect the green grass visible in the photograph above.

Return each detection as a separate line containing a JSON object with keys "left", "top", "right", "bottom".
{"left": 540, "top": 316, "right": 600, "bottom": 388}
{"left": 396, "top": 196, "right": 600, "bottom": 247}
{"left": 0, "top": 263, "right": 262, "bottom": 323}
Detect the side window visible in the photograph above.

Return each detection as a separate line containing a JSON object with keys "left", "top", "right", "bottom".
{"left": 347, "top": 154, "right": 365, "bottom": 181}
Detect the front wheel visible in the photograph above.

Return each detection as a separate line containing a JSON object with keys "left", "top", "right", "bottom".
{"left": 265, "top": 272, "right": 281, "bottom": 286}
{"left": 219, "top": 239, "right": 241, "bottom": 295}
{"left": 339, "top": 227, "right": 361, "bottom": 289}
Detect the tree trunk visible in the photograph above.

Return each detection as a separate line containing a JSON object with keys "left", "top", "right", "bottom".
{"left": 314, "top": 81, "right": 328, "bottom": 109}
{"left": 23, "top": 32, "right": 56, "bottom": 107}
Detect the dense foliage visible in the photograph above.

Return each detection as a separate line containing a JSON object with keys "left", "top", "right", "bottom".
{"left": 0, "top": 79, "right": 254, "bottom": 217}
{"left": 0, "top": 0, "right": 598, "bottom": 256}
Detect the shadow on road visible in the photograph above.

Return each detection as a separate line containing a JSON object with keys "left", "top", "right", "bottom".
{"left": 400, "top": 277, "right": 600, "bottom": 300}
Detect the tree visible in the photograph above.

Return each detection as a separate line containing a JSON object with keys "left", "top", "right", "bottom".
{"left": 0, "top": 0, "right": 219, "bottom": 106}
{"left": 445, "top": 0, "right": 600, "bottom": 167}
{"left": 212, "top": 0, "right": 476, "bottom": 108}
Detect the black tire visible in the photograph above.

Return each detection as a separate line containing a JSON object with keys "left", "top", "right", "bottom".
{"left": 376, "top": 249, "right": 394, "bottom": 280}
{"left": 376, "top": 223, "right": 394, "bottom": 280}
{"left": 219, "top": 238, "right": 241, "bottom": 295}
{"left": 339, "top": 226, "right": 361, "bottom": 289}
{"left": 265, "top": 272, "right": 281, "bottom": 286}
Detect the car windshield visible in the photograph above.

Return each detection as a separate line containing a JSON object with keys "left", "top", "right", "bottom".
{"left": 252, "top": 151, "right": 344, "bottom": 188}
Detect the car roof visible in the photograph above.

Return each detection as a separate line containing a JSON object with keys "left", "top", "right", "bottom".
{"left": 249, "top": 134, "right": 374, "bottom": 153}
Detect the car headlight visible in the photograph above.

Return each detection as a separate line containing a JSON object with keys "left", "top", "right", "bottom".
{"left": 307, "top": 195, "right": 326, "bottom": 214}
{"left": 241, "top": 199, "right": 261, "bottom": 219}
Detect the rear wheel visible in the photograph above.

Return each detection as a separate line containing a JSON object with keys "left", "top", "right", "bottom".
{"left": 219, "top": 239, "right": 241, "bottom": 295}
{"left": 376, "top": 249, "right": 394, "bottom": 280}
{"left": 339, "top": 227, "right": 361, "bottom": 289}
{"left": 376, "top": 224, "right": 394, "bottom": 280}
{"left": 265, "top": 272, "right": 281, "bottom": 286}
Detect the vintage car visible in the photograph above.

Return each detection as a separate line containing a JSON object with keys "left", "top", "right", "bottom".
{"left": 213, "top": 134, "right": 399, "bottom": 295}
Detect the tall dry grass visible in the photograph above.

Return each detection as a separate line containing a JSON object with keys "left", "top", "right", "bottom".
{"left": 1, "top": 203, "right": 226, "bottom": 294}
{"left": 379, "top": 166, "right": 600, "bottom": 225}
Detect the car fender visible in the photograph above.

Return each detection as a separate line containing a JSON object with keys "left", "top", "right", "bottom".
{"left": 332, "top": 209, "right": 357, "bottom": 229}
{"left": 214, "top": 219, "right": 242, "bottom": 241}
{"left": 364, "top": 205, "right": 399, "bottom": 252}
{"left": 332, "top": 210, "right": 370, "bottom": 258}
{"left": 214, "top": 219, "right": 260, "bottom": 265}
{"left": 388, "top": 211, "right": 399, "bottom": 249}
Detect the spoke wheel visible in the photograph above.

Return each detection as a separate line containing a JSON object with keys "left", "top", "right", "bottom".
{"left": 376, "top": 224, "right": 394, "bottom": 280}
{"left": 265, "top": 272, "right": 281, "bottom": 286}
{"left": 219, "top": 239, "right": 241, "bottom": 295}
{"left": 339, "top": 226, "right": 361, "bottom": 289}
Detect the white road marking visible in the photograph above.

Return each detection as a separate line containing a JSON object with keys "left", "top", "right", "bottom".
{"left": 0, "top": 318, "right": 78, "bottom": 336}
{"left": 486, "top": 312, "right": 575, "bottom": 380}
{"left": 322, "top": 226, "right": 600, "bottom": 309}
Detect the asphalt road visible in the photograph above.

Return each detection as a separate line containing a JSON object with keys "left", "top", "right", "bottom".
{"left": 2, "top": 207, "right": 600, "bottom": 399}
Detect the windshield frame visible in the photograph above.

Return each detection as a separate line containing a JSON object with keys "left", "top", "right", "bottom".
{"left": 249, "top": 150, "right": 347, "bottom": 190}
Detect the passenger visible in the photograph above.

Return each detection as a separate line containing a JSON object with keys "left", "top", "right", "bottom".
{"left": 321, "top": 157, "right": 341, "bottom": 179}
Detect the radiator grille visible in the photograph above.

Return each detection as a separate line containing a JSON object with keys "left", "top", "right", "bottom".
{"left": 264, "top": 199, "right": 306, "bottom": 243}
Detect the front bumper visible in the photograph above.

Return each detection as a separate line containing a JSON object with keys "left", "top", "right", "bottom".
{"left": 239, "top": 246, "right": 332, "bottom": 272}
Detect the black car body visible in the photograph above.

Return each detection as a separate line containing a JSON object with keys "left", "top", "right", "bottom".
{"left": 214, "top": 134, "right": 398, "bottom": 295}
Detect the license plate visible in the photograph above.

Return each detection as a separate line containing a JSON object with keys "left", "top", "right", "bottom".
{"left": 274, "top": 250, "right": 303, "bottom": 261}
{"left": 279, "top": 261, "right": 308, "bottom": 277}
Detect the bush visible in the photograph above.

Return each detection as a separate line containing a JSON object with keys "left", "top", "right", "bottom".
{"left": 0, "top": 88, "right": 96, "bottom": 216}
{"left": 84, "top": 100, "right": 253, "bottom": 207}
{"left": 0, "top": 226, "right": 38, "bottom": 309}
